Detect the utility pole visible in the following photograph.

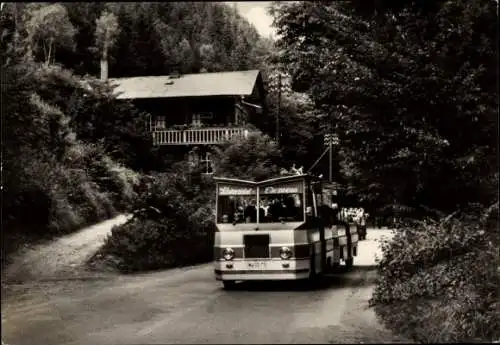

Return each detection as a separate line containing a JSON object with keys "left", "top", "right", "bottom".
{"left": 329, "top": 128, "right": 333, "bottom": 182}
{"left": 323, "top": 132, "right": 333, "bottom": 181}
{"left": 329, "top": 110, "right": 334, "bottom": 182}
{"left": 276, "top": 73, "right": 281, "bottom": 144}
{"left": 324, "top": 111, "right": 338, "bottom": 182}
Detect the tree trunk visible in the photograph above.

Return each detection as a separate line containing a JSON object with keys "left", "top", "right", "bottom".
{"left": 100, "top": 45, "right": 108, "bottom": 82}
{"left": 47, "top": 41, "right": 52, "bottom": 66}
{"left": 43, "top": 41, "right": 48, "bottom": 66}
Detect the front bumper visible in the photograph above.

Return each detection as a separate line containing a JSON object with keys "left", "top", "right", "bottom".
{"left": 214, "top": 259, "right": 311, "bottom": 281}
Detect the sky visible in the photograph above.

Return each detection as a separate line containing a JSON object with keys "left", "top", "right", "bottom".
{"left": 225, "top": 1, "right": 276, "bottom": 39}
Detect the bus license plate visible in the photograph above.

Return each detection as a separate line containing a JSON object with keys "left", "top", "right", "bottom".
{"left": 247, "top": 262, "right": 266, "bottom": 270}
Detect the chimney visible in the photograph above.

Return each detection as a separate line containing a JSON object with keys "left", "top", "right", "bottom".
{"left": 100, "top": 58, "right": 108, "bottom": 82}
{"left": 100, "top": 43, "right": 109, "bottom": 82}
{"left": 170, "top": 70, "right": 181, "bottom": 79}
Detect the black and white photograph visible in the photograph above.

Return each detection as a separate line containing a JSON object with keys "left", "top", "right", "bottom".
{"left": 1, "top": 1, "right": 498, "bottom": 344}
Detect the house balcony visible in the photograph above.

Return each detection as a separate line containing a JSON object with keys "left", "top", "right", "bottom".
{"left": 151, "top": 127, "right": 258, "bottom": 145}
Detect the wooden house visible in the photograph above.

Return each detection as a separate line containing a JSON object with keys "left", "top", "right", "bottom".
{"left": 110, "top": 70, "right": 267, "bottom": 173}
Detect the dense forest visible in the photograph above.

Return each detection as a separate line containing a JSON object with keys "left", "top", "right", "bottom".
{"left": 3, "top": 2, "right": 272, "bottom": 76}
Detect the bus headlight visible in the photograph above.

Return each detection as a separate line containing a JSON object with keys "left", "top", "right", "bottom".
{"left": 280, "top": 246, "right": 292, "bottom": 260}
{"left": 222, "top": 248, "right": 235, "bottom": 261}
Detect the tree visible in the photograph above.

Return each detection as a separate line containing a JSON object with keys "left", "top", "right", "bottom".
{"left": 176, "top": 37, "right": 196, "bottom": 73}
{"left": 270, "top": 0, "right": 498, "bottom": 213}
{"left": 266, "top": 91, "right": 322, "bottom": 172}
{"left": 198, "top": 43, "right": 216, "bottom": 72}
{"left": 95, "top": 10, "right": 120, "bottom": 81}
{"left": 211, "top": 134, "right": 283, "bottom": 181}
{"left": 24, "top": 3, "right": 76, "bottom": 65}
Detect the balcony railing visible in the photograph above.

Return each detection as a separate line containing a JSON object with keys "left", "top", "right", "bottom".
{"left": 152, "top": 127, "right": 256, "bottom": 145}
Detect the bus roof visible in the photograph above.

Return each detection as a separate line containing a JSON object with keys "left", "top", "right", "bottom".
{"left": 212, "top": 177, "right": 257, "bottom": 185}
{"left": 320, "top": 181, "right": 343, "bottom": 189}
{"left": 213, "top": 174, "right": 318, "bottom": 185}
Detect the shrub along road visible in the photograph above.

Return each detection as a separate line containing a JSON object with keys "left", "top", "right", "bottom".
{"left": 2, "top": 224, "right": 409, "bottom": 344}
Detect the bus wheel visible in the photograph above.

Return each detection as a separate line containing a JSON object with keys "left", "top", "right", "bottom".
{"left": 309, "top": 259, "right": 324, "bottom": 286}
{"left": 326, "top": 257, "right": 332, "bottom": 273}
{"left": 345, "top": 257, "right": 354, "bottom": 271}
{"left": 223, "top": 281, "right": 236, "bottom": 290}
{"left": 309, "top": 259, "right": 319, "bottom": 283}
{"left": 331, "top": 262, "right": 341, "bottom": 273}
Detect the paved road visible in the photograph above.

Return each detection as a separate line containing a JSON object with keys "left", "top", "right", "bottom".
{"left": 2, "top": 230, "right": 407, "bottom": 345}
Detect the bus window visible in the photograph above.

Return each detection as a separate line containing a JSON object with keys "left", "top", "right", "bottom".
{"left": 217, "top": 195, "right": 257, "bottom": 224}
{"left": 259, "top": 193, "right": 304, "bottom": 223}
{"left": 315, "top": 193, "right": 322, "bottom": 208}
{"left": 305, "top": 187, "right": 315, "bottom": 217}
{"left": 322, "top": 193, "right": 332, "bottom": 207}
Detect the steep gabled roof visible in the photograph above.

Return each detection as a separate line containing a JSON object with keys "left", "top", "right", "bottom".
{"left": 109, "top": 70, "right": 261, "bottom": 100}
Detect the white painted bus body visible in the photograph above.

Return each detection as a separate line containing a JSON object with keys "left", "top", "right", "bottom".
{"left": 214, "top": 223, "right": 358, "bottom": 281}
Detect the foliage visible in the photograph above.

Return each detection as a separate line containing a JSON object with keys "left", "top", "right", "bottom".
{"left": 263, "top": 88, "right": 324, "bottom": 173}
{"left": 94, "top": 167, "right": 216, "bottom": 273}
{"left": 65, "top": 76, "right": 155, "bottom": 171}
{"left": 1, "top": 39, "right": 141, "bottom": 263}
{"left": 94, "top": 10, "right": 120, "bottom": 54}
{"left": 270, "top": 0, "right": 498, "bottom": 212}
{"left": 23, "top": 3, "right": 76, "bottom": 65}
{"left": 56, "top": 2, "right": 266, "bottom": 77}
{"left": 211, "top": 133, "right": 283, "bottom": 181}
{"left": 370, "top": 204, "right": 500, "bottom": 342}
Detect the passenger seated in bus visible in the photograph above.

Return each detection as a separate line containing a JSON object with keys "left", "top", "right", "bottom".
{"left": 244, "top": 200, "right": 257, "bottom": 223}
{"left": 284, "top": 196, "right": 297, "bottom": 220}
{"left": 269, "top": 199, "right": 283, "bottom": 221}
{"left": 260, "top": 200, "right": 270, "bottom": 216}
{"left": 259, "top": 200, "right": 270, "bottom": 221}
{"left": 234, "top": 205, "right": 244, "bottom": 223}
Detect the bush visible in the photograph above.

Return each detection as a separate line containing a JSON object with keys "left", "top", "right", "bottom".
{"left": 94, "top": 168, "right": 216, "bottom": 273}
{"left": 63, "top": 142, "right": 141, "bottom": 212}
{"left": 370, "top": 203, "right": 500, "bottom": 343}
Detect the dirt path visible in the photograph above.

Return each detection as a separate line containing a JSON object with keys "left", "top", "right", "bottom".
{"left": 2, "top": 214, "right": 132, "bottom": 283}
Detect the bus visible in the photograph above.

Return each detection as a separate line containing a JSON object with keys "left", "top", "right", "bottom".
{"left": 213, "top": 174, "right": 359, "bottom": 289}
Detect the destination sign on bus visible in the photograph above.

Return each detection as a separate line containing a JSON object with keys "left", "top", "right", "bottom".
{"left": 261, "top": 186, "right": 299, "bottom": 194}
{"left": 260, "top": 181, "right": 303, "bottom": 195}
{"left": 218, "top": 186, "right": 257, "bottom": 196}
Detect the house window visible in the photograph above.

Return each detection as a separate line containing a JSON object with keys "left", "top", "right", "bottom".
{"left": 155, "top": 116, "right": 166, "bottom": 129}
{"left": 200, "top": 152, "right": 214, "bottom": 175}
{"left": 199, "top": 112, "right": 214, "bottom": 120}
{"left": 192, "top": 112, "right": 213, "bottom": 128}
{"left": 192, "top": 114, "right": 202, "bottom": 128}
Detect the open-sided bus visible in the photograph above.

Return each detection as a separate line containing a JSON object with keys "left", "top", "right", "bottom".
{"left": 213, "top": 174, "right": 359, "bottom": 289}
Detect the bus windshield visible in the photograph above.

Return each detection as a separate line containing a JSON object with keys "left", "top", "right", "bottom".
{"left": 259, "top": 193, "right": 304, "bottom": 223}
{"left": 216, "top": 179, "right": 306, "bottom": 225}
{"left": 258, "top": 181, "right": 304, "bottom": 223}
{"left": 217, "top": 184, "right": 257, "bottom": 224}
